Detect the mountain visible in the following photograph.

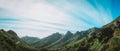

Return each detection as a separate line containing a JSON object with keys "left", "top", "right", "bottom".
{"left": 71, "top": 27, "right": 99, "bottom": 41}
{"left": 32, "top": 32, "right": 63, "bottom": 48}
{"left": 46, "top": 31, "right": 73, "bottom": 49}
{"left": 0, "top": 29, "right": 39, "bottom": 51}
{"left": 3, "top": 17, "right": 120, "bottom": 51}
{"left": 59, "top": 16, "right": 120, "bottom": 51}
{"left": 21, "top": 36, "right": 40, "bottom": 44}
{"left": 21, "top": 27, "right": 99, "bottom": 51}
{"left": 24, "top": 27, "right": 99, "bottom": 51}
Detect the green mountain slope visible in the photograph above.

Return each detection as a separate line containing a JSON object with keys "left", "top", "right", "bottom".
{"left": 21, "top": 36, "right": 40, "bottom": 44}
{"left": 47, "top": 31, "right": 73, "bottom": 49}
{"left": 71, "top": 27, "right": 99, "bottom": 41}
{"left": 32, "top": 32, "right": 63, "bottom": 48}
{"left": 60, "top": 16, "right": 120, "bottom": 51}
{"left": 24, "top": 28, "right": 99, "bottom": 51}
{"left": 0, "top": 29, "right": 38, "bottom": 51}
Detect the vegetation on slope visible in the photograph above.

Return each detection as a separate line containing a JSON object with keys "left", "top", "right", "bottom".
{"left": 59, "top": 16, "right": 120, "bottom": 51}
{"left": 21, "top": 36, "right": 40, "bottom": 44}
{"left": 0, "top": 29, "right": 39, "bottom": 51}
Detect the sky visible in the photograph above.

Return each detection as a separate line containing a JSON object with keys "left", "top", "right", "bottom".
{"left": 0, "top": 0, "right": 120, "bottom": 38}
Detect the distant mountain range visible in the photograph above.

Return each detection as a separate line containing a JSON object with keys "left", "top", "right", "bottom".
{"left": 21, "top": 36, "right": 40, "bottom": 45}
{"left": 1, "top": 16, "right": 120, "bottom": 51}
{"left": 21, "top": 27, "right": 99, "bottom": 50}
{"left": 32, "top": 32, "right": 63, "bottom": 48}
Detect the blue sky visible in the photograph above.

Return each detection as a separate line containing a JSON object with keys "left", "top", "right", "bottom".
{"left": 0, "top": 0, "right": 120, "bottom": 38}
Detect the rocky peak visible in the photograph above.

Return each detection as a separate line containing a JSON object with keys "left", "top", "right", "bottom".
{"left": 7, "top": 30, "right": 17, "bottom": 36}
{"left": 65, "top": 31, "right": 73, "bottom": 35}
{"left": 75, "top": 31, "right": 80, "bottom": 34}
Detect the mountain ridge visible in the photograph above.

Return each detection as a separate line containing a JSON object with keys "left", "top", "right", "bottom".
{"left": 1, "top": 16, "right": 120, "bottom": 51}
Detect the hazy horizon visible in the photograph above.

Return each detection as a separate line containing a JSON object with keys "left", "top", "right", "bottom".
{"left": 0, "top": 0, "right": 120, "bottom": 38}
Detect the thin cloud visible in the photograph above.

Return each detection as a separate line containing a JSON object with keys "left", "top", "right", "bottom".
{"left": 0, "top": 0, "right": 114, "bottom": 38}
